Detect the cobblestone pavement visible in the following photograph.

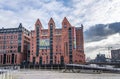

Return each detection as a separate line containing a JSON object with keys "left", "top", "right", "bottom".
{"left": 1, "top": 69, "right": 120, "bottom": 79}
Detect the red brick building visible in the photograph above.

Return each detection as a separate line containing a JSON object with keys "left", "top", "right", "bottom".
{"left": 0, "top": 23, "right": 30, "bottom": 65}
{"left": 30, "top": 17, "right": 85, "bottom": 65}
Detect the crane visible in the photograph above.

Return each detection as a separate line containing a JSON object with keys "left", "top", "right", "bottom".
{"left": 99, "top": 44, "right": 120, "bottom": 58}
{"left": 98, "top": 46, "right": 112, "bottom": 58}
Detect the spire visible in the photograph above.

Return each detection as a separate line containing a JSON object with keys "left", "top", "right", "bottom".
{"left": 62, "top": 17, "right": 68, "bottom": 23}
{"left": 35, "top": 18, "right": 42, "bottom": 27}
{"left": 81, "top": 24, "right": 83, "bottom": 27}
{"left": 48, "top": 17, "right": 55, "bottom": 25}
{"left": 81, "top": 24, "right": 84, "bottom": 29}
{"left": 19, "top": 23, "right": 22, "bottom": 28}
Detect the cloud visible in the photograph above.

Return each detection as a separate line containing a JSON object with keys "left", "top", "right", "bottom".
{"left": 84, "top": 22, "right": 120, "bottom": 58}
{"left": 85, "top": 33, "right": 120, "bottom": 58}
{"left": 69, "top": 0, "right": 120, "bottom": 30}
{"left": 0, "top": 0, "right": 71, "bottom": 30}
{"left": 84, "top": 22, "right": 120, "bottom": 42}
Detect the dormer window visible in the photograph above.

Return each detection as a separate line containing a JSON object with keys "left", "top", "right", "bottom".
{"left": 50, "top": 23, "right": 53, "bottom": 29}
{"left": 64, "top": 22, "right": 67, "bottom": 28}
{"left": 36, "top": 25, "right": 40, "bottom": 27}
{"left": 50, "top": 23, "right": 53, "bottom": 26}
{"left": 64, "top": 25, "right": 67, "bottom": 28}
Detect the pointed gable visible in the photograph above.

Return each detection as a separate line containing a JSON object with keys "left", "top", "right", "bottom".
{"left": 62, "top": 17, "right": 71, "bottom": 28}
{"left": 48, "top": 17, "right": 56, "bottom": 29}
{"left": 48, "top": 17, "right": 55, "bottom": 25}
{"left": 35, "top": 18, "right": 42, "bottom": 28}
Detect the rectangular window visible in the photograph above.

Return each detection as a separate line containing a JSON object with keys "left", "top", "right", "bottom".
{"left": 18, "top": 46, "right": 21, "bottom": 52}
{"left": 11, "top": 54, "right": 14, "bottom": 64}
{"left": 3, "top": 54, "right": 6, "bottom": 64}
{"left": 15, "top": 55, "right": 17, "bottom": 63}
{"left": 33, "top": 57, "right": 35, "bottom": 64}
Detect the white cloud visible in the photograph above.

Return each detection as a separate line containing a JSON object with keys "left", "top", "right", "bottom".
{"left": 1, "top": 0, "right": 120, "bottom": 30}
{"left": 85, "top": 33, "right": 120, "bottom": 59}
{"left": 69, "top": 0, "right": 120, "bottom": 30}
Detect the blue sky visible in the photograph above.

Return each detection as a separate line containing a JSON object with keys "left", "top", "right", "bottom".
{"left": 0, "top": 0, "right": 120, "bottom": 58}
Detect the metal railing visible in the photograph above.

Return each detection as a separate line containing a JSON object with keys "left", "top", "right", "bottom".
{"left": 0, "top": 66, "right": 20, "bottom": 79}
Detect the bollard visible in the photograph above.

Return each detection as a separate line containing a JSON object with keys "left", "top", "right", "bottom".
{"left": 3, "top": 72, "right": 4, "bottom": 79}
{"left": 51, "top": 66, "right": 53, "bottom": 71}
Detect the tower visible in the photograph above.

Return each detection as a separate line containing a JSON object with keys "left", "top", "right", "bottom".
{"left": 62, "top": 17, "right": 73, "bottom": 64}
{"left": 35, "top": 19, "right": 42, "bottom": 57}
{"left": 48, "top": 18, "right": 55, "bottom": 65}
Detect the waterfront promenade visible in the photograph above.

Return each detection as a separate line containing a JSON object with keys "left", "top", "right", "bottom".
{"left": 1, "top": 69, "right": 120, "bottom": 79}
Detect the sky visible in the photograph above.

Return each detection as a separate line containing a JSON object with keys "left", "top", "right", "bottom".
{"left": 0, "top": 0, "right": 120, "bottom": 59}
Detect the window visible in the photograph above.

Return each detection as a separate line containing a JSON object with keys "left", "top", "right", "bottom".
{"left": 15, "top": 55, "right": 17, "bottom": 63}
{"left": 18, "top": 46, "right": 21, "bottom": 52}
{"left": 63, "top": 22, "right": 67, "bottom": 28}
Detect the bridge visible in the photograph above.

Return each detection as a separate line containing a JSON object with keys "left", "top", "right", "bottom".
{"left": 86, "top": 62, "right": 120, "bottom": 65}
{"left": 64, "top": 64, "right": 120, "bottom": 73}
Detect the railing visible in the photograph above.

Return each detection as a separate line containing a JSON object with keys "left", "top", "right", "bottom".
{"left": 0, "top": 66, "right": 20, "bottom": 79}
{"left": 66, "top": 64, "right": 120, "bottom": 73}
{"left": 0, "top": 70, "right": 14, "bottom": 79}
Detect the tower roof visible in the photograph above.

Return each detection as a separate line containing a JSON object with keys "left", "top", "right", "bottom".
{"left": 35, "top": 19, "right": 42, "bottom": 27}
{"left": 62, "top": 17, "right": 71, "bottom": 26}
{"left": 62, "top": 17, "right": 68, "bottom": 22}
{"left": 81, "top": 24, "right": 84, "bottom": 29}
{"left": 48, "top": 17, "right": 55, "bottom": 24}
{"left": 19, "top": 23, "right": 22, "bottom": 28}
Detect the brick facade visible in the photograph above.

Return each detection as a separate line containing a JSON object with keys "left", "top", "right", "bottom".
{"left": 0, "top": 23, "right": 30, "bottom": 65}
{"left": 0, "top": 17, "right": 85, "bottom": 66}
{"left": 30, "top": 17, "right": 85, "bottom": 65}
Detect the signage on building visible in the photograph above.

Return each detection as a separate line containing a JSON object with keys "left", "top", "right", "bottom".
{"left": 39, "top": 39, "right": 50, "bottom": 49}
{"left": 73, "top": 28, "right": 76, "bottom": 49}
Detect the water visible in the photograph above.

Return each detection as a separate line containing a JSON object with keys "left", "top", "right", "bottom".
{"left": 5, "top": 69, "right": 120, "bottom": 79}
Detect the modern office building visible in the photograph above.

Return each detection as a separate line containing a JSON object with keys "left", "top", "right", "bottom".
{"left": 30, "top": 17, "right": 85, "bottom": 65}
{"left": 111, "top": 49, "right": 120, "bottom": 62}
{"left": 0, "top": 23, "right": 30, "bottom": 65}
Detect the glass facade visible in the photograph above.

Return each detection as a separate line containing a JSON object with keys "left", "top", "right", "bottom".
{"left": 68, "top": 28, "right": 73, "bottom": 64}
{"left": 36, "top": 25, "right": 40, "bottom": 56}
{"left": 39, "top": 57, "right": 42, "bottom": 65}
{"left": 18, "top": 33, "right": 22, "bottom": 52}
{"left": 50, "top": 24, "right": 53, "bottom": 65}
